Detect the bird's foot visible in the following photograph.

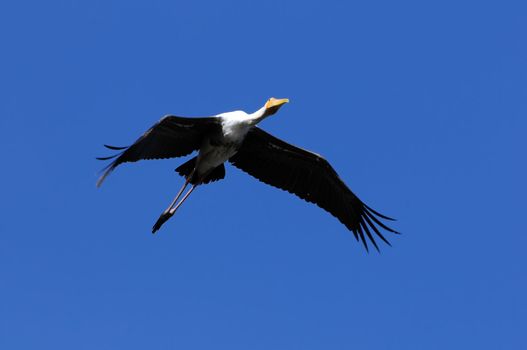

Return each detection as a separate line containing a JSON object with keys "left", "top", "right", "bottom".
{"left": 152, "top": 211, "right": 173, "bottom": 234}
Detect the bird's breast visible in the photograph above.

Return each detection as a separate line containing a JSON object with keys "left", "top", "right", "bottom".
{"left": 195, "top": 116, "right": 253, "bottom": 175}
{"left": 196, "top": 138, "right": 240, "bottom": 175}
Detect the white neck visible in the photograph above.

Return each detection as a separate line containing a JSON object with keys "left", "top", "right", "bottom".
{"left": 247, "top": 106, "right": 268, "bottom": 126}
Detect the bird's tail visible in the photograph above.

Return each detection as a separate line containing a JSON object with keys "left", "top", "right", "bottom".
{"left": 175, "top": 157, "right": 226, "bottom": 184}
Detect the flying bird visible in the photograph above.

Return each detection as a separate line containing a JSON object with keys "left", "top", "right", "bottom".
{"left": 97, "top": 98, "right": 398, "bottom": 251}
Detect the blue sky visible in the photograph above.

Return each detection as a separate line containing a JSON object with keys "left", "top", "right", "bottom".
{"left": 1, "top": 1, "right": 526, "bottom": 349}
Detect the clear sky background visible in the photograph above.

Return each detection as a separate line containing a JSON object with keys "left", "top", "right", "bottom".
{"left": 1, "top": 1, "right": 526, "bottom": 349}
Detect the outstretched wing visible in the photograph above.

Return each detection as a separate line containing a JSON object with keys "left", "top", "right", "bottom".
{"left": 229, "top": 127, "right": 398, "bottom": 251}
{"left": 97, "top": 116, "right": 220, "bottom": 187}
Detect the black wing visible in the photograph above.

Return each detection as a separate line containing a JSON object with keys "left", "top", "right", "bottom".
{"left": 229, "top": 127, "right": 398, "bottom": 251}
{"left": 97, "top": 116, "right": 220, "bottom": 187}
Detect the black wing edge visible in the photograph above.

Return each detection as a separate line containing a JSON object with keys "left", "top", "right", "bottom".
{"left": 230, "top": 153, "right": 400, "bottom": 252}
{"left": 355, "top": 201, "right": 400, "bottom": 253}
{"left": 95, "top": 145, "right": 131, "bottom": 187}
{"left": 228, "top": 127, "right": 399, "bottom": 253}
{"left": 95, "top": 116, "right": 220, "bottom": 188}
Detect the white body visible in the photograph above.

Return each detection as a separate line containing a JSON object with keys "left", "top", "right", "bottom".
{"left": 195, "top": 109, "right": 264, "bottom": 176}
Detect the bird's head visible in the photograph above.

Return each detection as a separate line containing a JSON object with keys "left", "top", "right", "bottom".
{"left": 264, "top": 97, "right": 289, "bottom": 116}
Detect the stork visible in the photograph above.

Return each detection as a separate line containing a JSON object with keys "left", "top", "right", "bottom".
{"left": 97, "top": 98, "right": 398, "bottom": 251}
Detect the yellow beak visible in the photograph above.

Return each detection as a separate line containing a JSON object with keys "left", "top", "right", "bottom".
{"left": 265, "top": 97, "right": 289, "bottom": 109}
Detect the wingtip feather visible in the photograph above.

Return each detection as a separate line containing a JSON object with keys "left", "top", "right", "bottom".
{"left": 104, "top": 144, "right": 128, "bottom": 150}
{"left": 96, "top": 164, "right": 115, "bottom": 188}
{"left": 360, "top": 219, "right": 380, "bottom": 252}
{"left": 362, "top": 203, "right": 396, "bottom": 221}
{"left": 356, "top": 225, "right": 369, "bottom": 253}
{"left": 96, "top": 155, "right": 119, "bottom": 161}
{"left": 362, "top": 214, "right": 392, "bottom": 247}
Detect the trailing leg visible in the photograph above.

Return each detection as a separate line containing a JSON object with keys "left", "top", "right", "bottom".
{"left": 152, "top": 181, "right": 199, "bottom": 233}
